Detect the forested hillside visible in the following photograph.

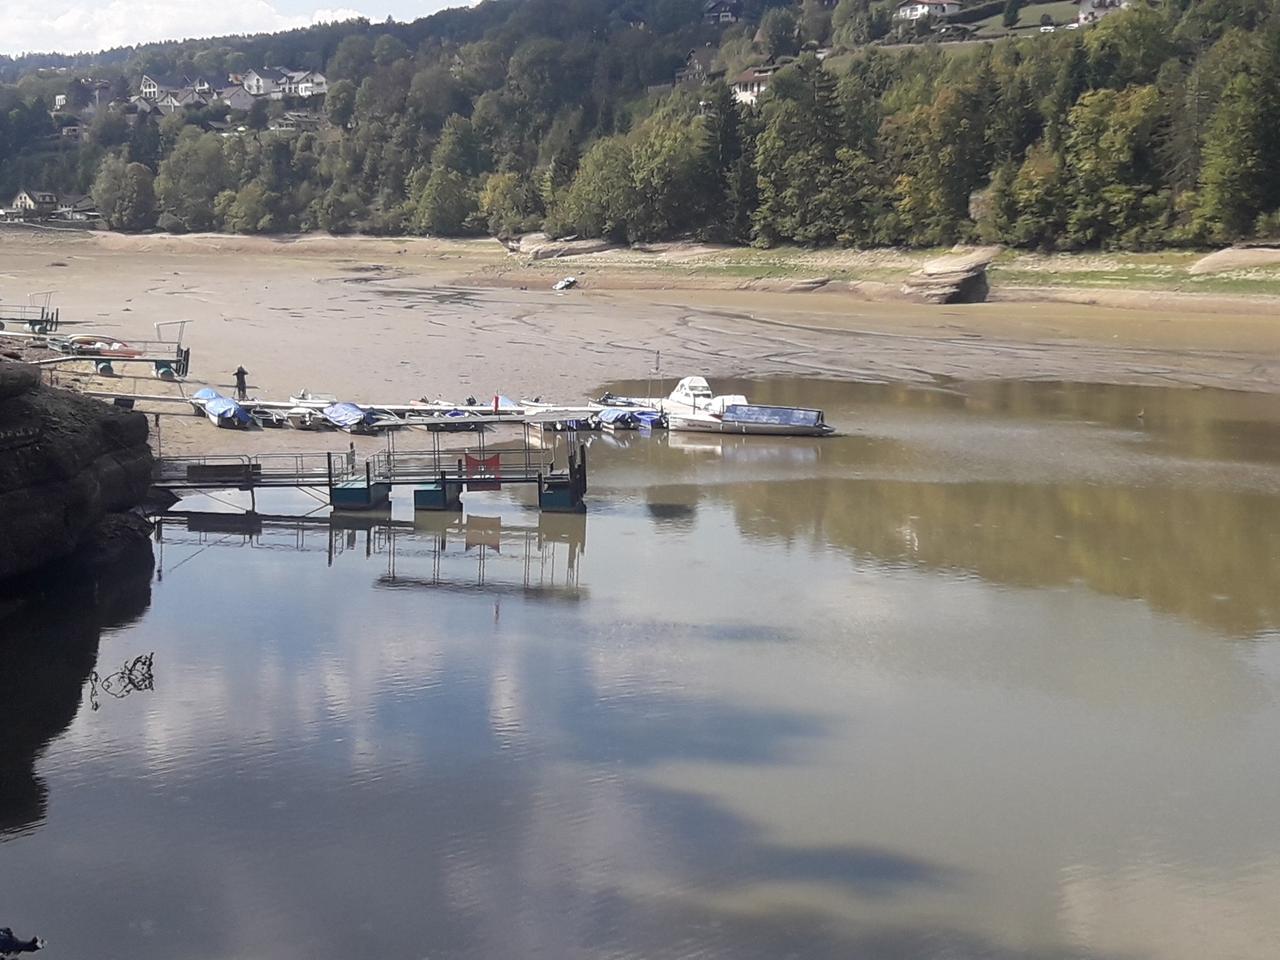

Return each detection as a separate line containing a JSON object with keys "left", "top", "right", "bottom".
{"left": 2, "top": 0, "right": 1279, "bottom": 249}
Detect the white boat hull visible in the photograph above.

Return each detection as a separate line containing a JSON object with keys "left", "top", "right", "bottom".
{"left": 667, "top": 414, "right": 834, "bottom": 437}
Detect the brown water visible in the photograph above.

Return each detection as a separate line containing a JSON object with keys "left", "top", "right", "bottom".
{"left": 3, "top": 378, "right": 1280, "bottom": 960}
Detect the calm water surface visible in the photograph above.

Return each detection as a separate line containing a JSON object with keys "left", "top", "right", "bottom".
{"left": 4, "top": 379, "right": 1280, "bottom": 960}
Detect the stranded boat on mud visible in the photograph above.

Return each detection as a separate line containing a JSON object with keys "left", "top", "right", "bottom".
{"left": 190, "top": 387, "right": 253, "bottom": 429}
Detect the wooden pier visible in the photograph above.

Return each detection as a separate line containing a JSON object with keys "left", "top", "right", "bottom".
{"left": 151, "top": 440, "right": 589, "bottom": 513}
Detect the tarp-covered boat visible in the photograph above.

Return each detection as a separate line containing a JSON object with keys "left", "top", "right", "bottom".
{"left": 322, "top": 402, "right": 379, "bottom": 433}
{"left": 190, "top": 388, "right": 253, "bottom": 428}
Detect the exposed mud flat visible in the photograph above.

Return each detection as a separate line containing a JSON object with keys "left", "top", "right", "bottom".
{"left": 2, "top": 230, "right": 1277, "bottom": 456}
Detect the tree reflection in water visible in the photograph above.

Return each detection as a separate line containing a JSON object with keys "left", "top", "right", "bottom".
{"left": 0, "top": 538, "right": 154, "bottom": 840}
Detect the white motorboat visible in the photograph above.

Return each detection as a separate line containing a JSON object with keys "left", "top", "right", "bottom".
{"left": 667, "top": 405, "right": 834, "bottom": 437}
{"left": 289, "top": 389, "right": 339, "bottom": 408}
{"left": 599, "top": 376, "right": 834, "bottom": 437}
{"left": 286, "top": 406, "right": 329, "bottom": 430}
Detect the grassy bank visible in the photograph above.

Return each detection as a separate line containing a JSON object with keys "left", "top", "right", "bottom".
{"left": 483, "top": 242, "right": 1280, "bottom": 298}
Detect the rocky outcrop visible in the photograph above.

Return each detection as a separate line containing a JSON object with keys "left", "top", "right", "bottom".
{"left": 502, "top": 232, "right": 621, "bottom": 260}
{"left": 0, "top": 360, "right": 154, "bottom": 581}
{"left": 901, "top": 246, "right": 1000, "bottom": 304}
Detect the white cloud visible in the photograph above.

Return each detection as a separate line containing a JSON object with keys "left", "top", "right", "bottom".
{"left": 2, "top": 1, "right": 368, "bottom": 57}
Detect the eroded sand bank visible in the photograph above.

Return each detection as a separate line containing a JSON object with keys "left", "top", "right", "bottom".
{"left": 3, "top": 230, "right": 1277, "bottom": 455}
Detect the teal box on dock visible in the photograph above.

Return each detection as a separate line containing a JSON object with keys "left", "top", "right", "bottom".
{"left": 413, "top": 480, "right": 463, "bottom": 511}
{"left": 331, "top": 480, "right": 391, "bottom": 511}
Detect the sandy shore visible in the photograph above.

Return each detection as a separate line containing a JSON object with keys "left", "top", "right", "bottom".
{"left": 2, "top": 229, "right": 1278, "bottom": 456}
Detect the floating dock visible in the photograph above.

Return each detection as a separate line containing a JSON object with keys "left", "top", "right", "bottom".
{"left": 151, "top": 439, "right": 589, "bottom": 513}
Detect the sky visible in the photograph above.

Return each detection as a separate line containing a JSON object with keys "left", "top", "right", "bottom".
{"left": 1, "top": 0, "right": 473, "bottom": 58}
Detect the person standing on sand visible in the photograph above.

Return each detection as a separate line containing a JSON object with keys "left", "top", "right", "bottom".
{"left": 233, "top": 366, "right": 248, "bottom": 400}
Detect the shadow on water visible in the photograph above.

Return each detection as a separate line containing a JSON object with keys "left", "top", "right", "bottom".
{"left": 0, "top": 538, "right": 155, "bottom": 840}
{"left": 631, "top": 783, "right": 958, "bottom": 899}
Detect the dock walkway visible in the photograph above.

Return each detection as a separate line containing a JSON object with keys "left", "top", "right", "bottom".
{"left": 151, "top": 441, "right": 589, "bottom": 512}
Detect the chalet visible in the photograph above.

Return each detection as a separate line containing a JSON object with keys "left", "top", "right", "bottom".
{"left": 153, "top": 93, "right": 186, "bottom": 115}
{"left": 139, "top": 72, "right": 215, "bottom": 101}
{"left": 730, "top": 59, "right": 789, "bottom": 106}
{"left": 704, "top": 0, "right": 741, "bottom": 25}
{"left": 894, "top": 0, "right": 961, "bottom": 19}
{"left": 11, "top": 190, "right": 58, "bottom": 217}
{"left": 218, "top": 86, "right": 256, "bottom": 112}
{"left": 54, "top": 94, "right": 67, "bottom": 110}
{"left": 675, "top": 46, "right": 724, "bottom": 86}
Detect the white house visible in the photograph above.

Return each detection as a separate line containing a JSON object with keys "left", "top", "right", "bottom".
{"left": 703, "top": 0, "right": 741, "bottom": 24}
{"left": 11, "top": 190, "right": 58, "bottom": 217}
{"left": 140, "top": 72, "right": 214, "bottom": 101}
{"left": 730, "top": 61, "right": 788, "bottom": 106}
{"left": 287, "top": 70, "right": 328, "bottom": 98}
{"left": 894, "top": 0, "right": 961, "bottom": 20}
{"left": 242, "top": 67, "right": 327, "bottom": 100}
{"left": 242, "top": 67, "right": 288, "bottom": 97}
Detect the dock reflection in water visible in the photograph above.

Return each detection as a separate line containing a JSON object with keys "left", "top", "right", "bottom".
{"left": 4, "top": 377, "right": 1280, "bottom": 960}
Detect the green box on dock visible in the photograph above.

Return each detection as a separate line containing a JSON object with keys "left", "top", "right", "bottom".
{"left": 331, "top": 480, "right": 391, "bottom": 511}
{"left": 539, "top": 478, "right": 585, "bottom": 513}
{"left": 413, "top": 480, "right": 463, "bottom": 511}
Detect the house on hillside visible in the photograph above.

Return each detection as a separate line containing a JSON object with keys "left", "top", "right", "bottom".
{"left": 243, "top": 67, "right": 328, "bottom": 99}
{"left": 218, "top": 86, "right": 256, "bottom": 112}
{"left": 704, "top": 0, "right": 742, "bottom": 24}
{"left": 242, "top": 67, "right": 288, "bottom": 97}
{"left": 11, "top": 190, "right": 58, "bottom": 218}
{"left": 268, "top": 111, "right": 324, "bottom": 133}
{"left": 287, "top": 70, "right": 328, "bottom": 98}
{"left": 139, "top": 72, "right": 215, "bottom": 101}
{"left": 730, "top": 59, "right": 790, "bottom": 105}
{"left": 1078, "top": 0, "right": 1132, "bottom": 24}
{"left": 675, "top": 46, "right": 725, "bottom": 86}
{"left": 894, "top": 0, "right": 961, "bottom": 19}
{"left": 153, "top": 92, "right": 186, "bottom": 115}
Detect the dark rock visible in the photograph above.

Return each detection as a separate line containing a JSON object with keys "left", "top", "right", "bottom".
{"left": 0, "top": 360, "right": 154, "bottom": 581}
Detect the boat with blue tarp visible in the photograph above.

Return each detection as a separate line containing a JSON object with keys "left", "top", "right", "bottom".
{"left": 190, "top": 388, "right": 253, "bottom": 429}
{"left": 322, "top": 402, "right": 380, "bottom": 434}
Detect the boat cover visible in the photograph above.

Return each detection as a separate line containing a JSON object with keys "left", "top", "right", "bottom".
{"left": 597, "top": 408, "right": 638, "bottom": 425}
{"left": 633, "top": 410, "right": 664, "bottom": 428}
{"left": 722, "top": 404, "right": 825, "bottom": 427}
{"left": 323, "top": 402, "right": 376, "bottom": 429}
{"left": 192, "top": 387, "right": 221, "bottom": 402}
{"left": 204, "top": 396, "right": 253, "bottom": 426}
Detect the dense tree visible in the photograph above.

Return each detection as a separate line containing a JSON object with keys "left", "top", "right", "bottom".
{"left": 3, "top": 0, "right": 1280, "bottom": 248}
{"left": 93, "top": 156, "right": 156, "bottom": 230}
{"left": 155, "top": 128, "right": 230, "bottom": 231}
{"left": 760, "top": 7, "right": 800, "bottom": 58}
{"left": 415, "top": 167, "right": 477, "bottom": 234}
